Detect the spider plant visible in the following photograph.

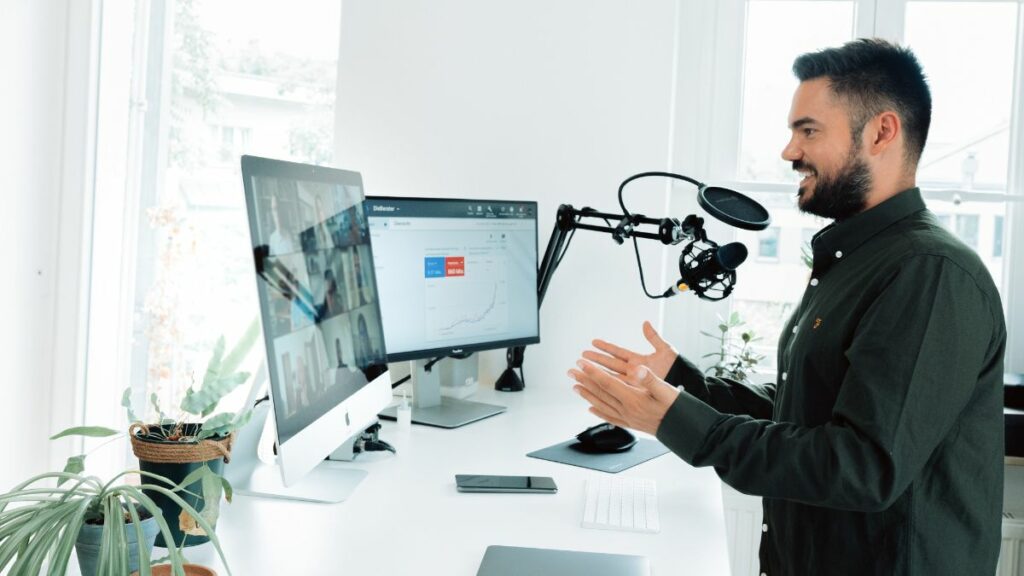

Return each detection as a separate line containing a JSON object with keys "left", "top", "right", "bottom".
{"left": 0, "top": 468, "right": 232, "bottom": 576}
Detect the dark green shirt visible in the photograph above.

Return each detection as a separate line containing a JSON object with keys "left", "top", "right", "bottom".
{"left": 656, "top": 188, "right": 1006, "bottom": 575}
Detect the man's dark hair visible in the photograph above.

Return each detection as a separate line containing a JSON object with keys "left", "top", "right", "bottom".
{"left": 793, "top": 38, "right": 931, "bottom": 167}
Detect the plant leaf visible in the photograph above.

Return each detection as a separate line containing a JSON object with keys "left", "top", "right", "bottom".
{"left": 173, "top": 465, "right": 215, "bottom": 495}
{"left": 199, "top": 467, "right": 223, "bottom": 529}
{"left": 181, "top": 371, "right": 250, "bottom": 418}
{"left": 125, "top": 499, "right": 152, "bottom": 576}
{"left": 136, "top": 483, "right": 232, "bottom": 575}
{"left": 150, "top": 393, "right": 164, "bottom": 423}
{"left": 112, "top": 486, "right": 188, "bottom": 575}
{"left": 217, "top": 318, "right": 260, "bottom": 379}
{"left": 49, "top": 426, "right": 119, "bottom": 441}
{"left": 195, "top": 412, "right": 236, "bottom": 441}
{"left": 202, "top": 336, "right": 227, "bottom": 389}
{"left": 231, "top": 408, "right": 253, "bottom": 430}
{"left": 57, "top": 455, "right": 86, "bottom": 486}
{"left": 220, "top": 475, "right": 233, "bottom": 504}
{"left": 122, "top": 388, "right": 139, "bottom": 423}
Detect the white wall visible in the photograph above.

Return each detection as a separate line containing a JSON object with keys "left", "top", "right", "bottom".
{"left": 0, "top": 0, "right": 95, "bottom": 491}
{"left": 335, "top": 0, "right": 684, "bottom": 392}
{"left": 0, "top": 0, "right": 70, "bottom": 489}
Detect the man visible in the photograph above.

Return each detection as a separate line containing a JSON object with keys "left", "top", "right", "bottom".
{"left": 569, "top": 39, "right": 1006, "bottom": 575}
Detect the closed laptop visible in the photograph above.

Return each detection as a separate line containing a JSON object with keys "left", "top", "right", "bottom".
{"left": 476, "top": 545, "right": 650, "bottom": 576}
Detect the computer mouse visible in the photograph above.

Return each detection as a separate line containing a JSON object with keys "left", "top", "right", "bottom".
{"left": 571, "top": 423, "right": 637, "bottom": 453}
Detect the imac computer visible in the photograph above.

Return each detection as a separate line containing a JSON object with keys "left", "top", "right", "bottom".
{"left": 226, "top": 155, "right": 391, "bottom": 503}
{"left": 366, "top": 196, "right": 539, "bottom": 428}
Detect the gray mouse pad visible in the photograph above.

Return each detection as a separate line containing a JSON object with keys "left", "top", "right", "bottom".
{"left": 526, "top": 438, "right": 670, "bottom": 473}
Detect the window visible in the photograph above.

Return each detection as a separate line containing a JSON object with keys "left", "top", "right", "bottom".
{"left": 995, "top": 215, "right": 1004, "bottom": 258}
{"left": 722, "top": 0, "right": 1023, "bottom": 372}
{"left": 738, "top": 1, "right": 856, "bottom": 183}
{"left": 955, "top": 214, "right": 980, "bottom": 251}
{"left": 86, "top": 0, "right": 343, "bottom": 429}
{"left": 904, "top": 2, "right": 1017, "bottom": 189}
{"left": 729, "top": 0, "right": 856, "bottom": 369}
{"left": 758, "top": 227, "right": 781, "bottom": 260}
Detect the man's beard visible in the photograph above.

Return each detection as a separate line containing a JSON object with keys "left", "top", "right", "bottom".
{"left": 795, "top": 148, "right": 871, "bottom": 221}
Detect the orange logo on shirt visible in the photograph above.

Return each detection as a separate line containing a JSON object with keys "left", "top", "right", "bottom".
{"left": 813, "top": 318, "right": 823, "bottom": 330}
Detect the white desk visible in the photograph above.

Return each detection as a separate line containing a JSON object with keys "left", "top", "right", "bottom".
{"left": 164, "top": 383, "right": 730, "bottom": 575}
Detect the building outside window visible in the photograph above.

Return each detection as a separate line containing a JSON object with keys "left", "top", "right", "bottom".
{"left": 758, "top": 227, "right": 781, "bottom": 260}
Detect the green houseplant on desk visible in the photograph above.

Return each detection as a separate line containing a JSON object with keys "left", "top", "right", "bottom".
{"left": 0, "top": 322, "right": 258, "bottom": 575}
{"left": 0, "top": 462, "right": 229, "bottom": 576}
{"left": 125, "top": 319, "right": 260, "bottom": 548}
{"left": 119, "top": 320, "right": 260, "bottom": 550}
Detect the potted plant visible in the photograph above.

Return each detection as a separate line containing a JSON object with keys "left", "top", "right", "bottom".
{"left": 53, "top": 320, "right": 261, "bottom": 551}
{"left": 0, "top": 465, "right": 230, "bottom": 576}
{"left": 124, "top": 319, "right": 261, "bottom": 548}
{"left": 702, "top": 311, "right": 765, "bottom": 381}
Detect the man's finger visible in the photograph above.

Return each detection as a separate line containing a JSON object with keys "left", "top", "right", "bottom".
{"left": 569, "top": 367, "right": 625, "bottom": 412}
{"left": 592, "top": 339, "right": 637, "bottom": 362}
{"left": 570, "top": 375, "right": 623, "bottom": 419}
{"left": 627, "top": 364, "right": 658, "bottom": 388}
{"left": 588, "top": 406, "right": 629, "bottom": 429}
{"left": 642, "top": 321, "right": 670, "bottom": 351}
{"left": 581, "top": 350, "right": 630, "bottom": 375}
{"left": 628, "top": 364, "right": 679, "bottom": 404}
{"left": 578, "top": 359, "right": 643, "bottom": 396}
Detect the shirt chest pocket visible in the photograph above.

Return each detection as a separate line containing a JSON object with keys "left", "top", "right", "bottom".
{"left": 781, "top": 303, "right": 851, "bottom": 423}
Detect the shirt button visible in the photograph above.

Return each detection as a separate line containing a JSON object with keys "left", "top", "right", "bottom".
{"left": 781, "top": 372, "right": 788, "bottom": 381}
{"left": 809, "top": 278, "right": 819, "bottom": 287}
{"left": 761, "top": 573, "right": 768, "bottom": 576}
{"left": 762, "top": 523, "right": 768, "bottom": 532}
{"left": 792, "top": 326, "right": 798, "bottom": 334}
{"left": 835, "top": 250, "right": 843, "bottom": 258}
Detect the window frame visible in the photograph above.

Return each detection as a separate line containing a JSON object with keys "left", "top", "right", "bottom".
{"left": 665, "top": 0, "right": 1024, "bottom": 374}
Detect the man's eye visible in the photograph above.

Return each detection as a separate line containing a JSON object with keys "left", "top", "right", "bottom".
{"left": 803, "top": 128, "right": 816, "bottom": 137}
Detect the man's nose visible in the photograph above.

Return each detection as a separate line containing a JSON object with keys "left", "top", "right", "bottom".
{"left": 781, "top": 137, "right": 801, "bottom": 162}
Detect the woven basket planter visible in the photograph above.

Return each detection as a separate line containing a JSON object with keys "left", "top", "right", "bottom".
{"left": 130, "top": 423, "right": 234, "bottom": 548}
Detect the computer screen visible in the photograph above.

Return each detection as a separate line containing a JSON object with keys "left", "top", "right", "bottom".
{"left": 242, "top": 156, "right": 389, "bottom": 447}
{"left": 365, "top": 197, "right": 540, "bottom": 362}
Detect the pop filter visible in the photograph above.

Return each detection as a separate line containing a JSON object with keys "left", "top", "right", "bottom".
{"left": 697, "top": 186, "right": 771, "bottom": 231}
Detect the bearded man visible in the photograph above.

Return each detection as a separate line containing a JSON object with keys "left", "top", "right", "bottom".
{"left": 569, "top": 38, "right": 1006, "bottom": 576}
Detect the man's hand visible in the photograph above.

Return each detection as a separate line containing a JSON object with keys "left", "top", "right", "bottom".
{"left": 584, "top": 321, "right": 678, "bottom": 380}
{"left": 568, "top": 359, "right": 679, "bottom": 436}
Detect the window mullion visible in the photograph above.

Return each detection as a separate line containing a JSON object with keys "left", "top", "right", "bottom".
{"left": 1001, "top": 0, "right": 1024, "bottom": 373}
{"left": 854, "top": 0, "right": 877, "bottom": 38}
{"left": 871, "top": 0, "right": 906, "bottom": 41}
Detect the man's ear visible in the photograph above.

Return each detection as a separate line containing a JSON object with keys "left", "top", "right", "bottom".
{"left": 867, "top": 111, "right": 901, "bottom": 155}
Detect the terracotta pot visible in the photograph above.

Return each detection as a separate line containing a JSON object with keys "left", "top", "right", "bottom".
{"left": 132, "top": 564, "right": 217, "bottom": 576}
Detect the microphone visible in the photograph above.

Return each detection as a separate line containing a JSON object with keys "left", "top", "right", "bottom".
{"left": 664, "top": 241, "right": 748, "bottom": 301}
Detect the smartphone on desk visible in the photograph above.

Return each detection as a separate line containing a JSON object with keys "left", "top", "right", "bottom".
{"left": 455, "top": 474, "right": 558, "bottom": 494}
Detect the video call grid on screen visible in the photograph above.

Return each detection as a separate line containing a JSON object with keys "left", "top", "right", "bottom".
{"left": 365, "top": 197, "right": 540, "bottom": 362}
{"left": 242, "top": 158, "right": 387, "bottom": 444}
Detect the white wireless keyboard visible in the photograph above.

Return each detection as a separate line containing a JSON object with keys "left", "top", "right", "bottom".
{"left": 582, "top": 476, "right": 660, "bottom": 533}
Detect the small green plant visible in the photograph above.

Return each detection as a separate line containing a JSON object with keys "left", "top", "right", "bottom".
{"left": 124, "top": 318, "right": 262, "bottom": 443}
{"left": 48, "top": 319, "right": 260, "bottom": 553}
{"left": 0, "top": 467, "right": 230, "bottom": 576}
{"left": 702, "top": 311, "right": 765, "bottom": 382}
{"left": 800, "top": 241, "right": 814, "bottom": 269}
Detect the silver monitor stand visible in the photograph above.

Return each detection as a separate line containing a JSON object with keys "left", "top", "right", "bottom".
{"left": 379, "top": 359, "right": 505, "bottom": 428}
{"left": 224, "top": 402, "right": 367, "bottom": 504}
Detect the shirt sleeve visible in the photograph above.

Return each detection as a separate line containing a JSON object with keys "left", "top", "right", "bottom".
{"left": 656, "top": 255, "right": 1003, "bottom": 511}
{"left": 664, "top": 354, "right": 776, "bottom": 420}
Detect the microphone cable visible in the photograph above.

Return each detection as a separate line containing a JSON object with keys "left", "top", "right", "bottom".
{"left": 616, "top": 172, "right": 704, "bottom": 300}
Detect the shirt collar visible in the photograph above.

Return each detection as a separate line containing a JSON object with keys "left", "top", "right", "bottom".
{"left": 811, "top": 187, "right": 926, "bottom": 274}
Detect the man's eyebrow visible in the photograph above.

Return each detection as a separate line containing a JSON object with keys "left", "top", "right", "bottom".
{"left": 790, "top": 117, "right": 819, "bottom": 130}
